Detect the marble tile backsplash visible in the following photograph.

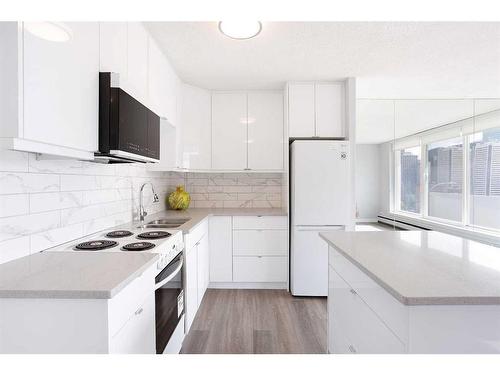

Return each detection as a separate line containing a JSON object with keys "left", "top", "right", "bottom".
{"left": 0, "top": 150, "right": 177, "bottom": 264}
{"left": 181, "top": 172, "right": 283, "bottom": 209}
{"left": 0, "top": 150, "right": 283, "bottom": 264}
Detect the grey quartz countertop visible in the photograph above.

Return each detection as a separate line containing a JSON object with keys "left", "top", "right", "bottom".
{"left": 320, "top": 230, "right": 500, "bottom": 306}
{"left": 0, "top": 252, "right": 158, "bottom": 299}
{"left": 145, "top": 208, "right": 287, "bottom": 234}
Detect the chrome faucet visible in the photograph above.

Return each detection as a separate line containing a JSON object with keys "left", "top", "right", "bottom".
{"left": 139, "top": 182, "right": 159, "bottom": 223}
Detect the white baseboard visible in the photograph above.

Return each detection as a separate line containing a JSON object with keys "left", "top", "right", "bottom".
{"left": 208, "top": 282, "right": 287, "bottom": 290}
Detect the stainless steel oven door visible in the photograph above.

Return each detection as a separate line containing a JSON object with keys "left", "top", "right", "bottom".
{"left": 154, "top": 252, "right": 184, "bottom": 354}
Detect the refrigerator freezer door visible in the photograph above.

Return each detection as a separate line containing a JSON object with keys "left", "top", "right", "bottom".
{"left": 291, "top": 226, "right": 343, "bottom": 296}
{"left": 291, "top": 141, "right": 350, "bottom": 226}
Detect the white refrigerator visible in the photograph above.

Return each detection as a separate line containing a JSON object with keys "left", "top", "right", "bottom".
{"left": 290, "top": 140, "right": 351, "bottom": 296}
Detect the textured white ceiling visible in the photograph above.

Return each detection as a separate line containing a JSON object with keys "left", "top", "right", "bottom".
{"left": 145, "top": 22, "right": 500, "bottom": 98}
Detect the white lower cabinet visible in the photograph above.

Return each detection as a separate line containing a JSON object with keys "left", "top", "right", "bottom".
{"left": 209, "top": 216, "right": 233, "bottom": 282}
{"left": 185, "top": 243, "right": 198, "bottom": 333}
{"left": 233, "top": 257, "right": 287, "bottom": 283}
{"left": 328, "top": 246, "right": 500, "bottom": 354}
{"left": 184, "top": 219, "right": 209, "bottom": 333}
{"left": 109, "top": 294, "right": 156, "bottom": 354}
{"left": 197, "top": 232, "right": 210, "bottom": 307}
{"left": 329, "top": 268, "right": 404, "bottom": 354}
{"left": 0, "top": 263, "right": 156, "bottom": 354}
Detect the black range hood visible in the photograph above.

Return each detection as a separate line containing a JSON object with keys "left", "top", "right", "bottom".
{"left": 96, "top": 72, "right": 160, "bottom": 163}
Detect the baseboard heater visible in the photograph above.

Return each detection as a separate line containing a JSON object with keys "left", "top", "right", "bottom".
{"left": 378, "top": 215, "right": 431, "bottom": 231}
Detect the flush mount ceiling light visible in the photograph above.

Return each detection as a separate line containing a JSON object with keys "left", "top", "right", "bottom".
{"left": 24, "top": 22, "right": 73, "bottom": 42}
{"left": 218, "top": 21, "right": 262, "bottom": 40}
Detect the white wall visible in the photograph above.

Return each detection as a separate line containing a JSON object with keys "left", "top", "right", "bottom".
{"left": 355, "top": 144, "right": 381, "bottom": 221}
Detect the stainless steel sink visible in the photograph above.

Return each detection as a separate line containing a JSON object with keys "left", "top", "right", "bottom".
{"left": 136, "top": 217, "right": 191, "bottom": 229}
{"left": 148, "top": 218, "right": 191, "bottom": 225}
{"left": 141, "top": 223, "right": 183, "bottom": 229}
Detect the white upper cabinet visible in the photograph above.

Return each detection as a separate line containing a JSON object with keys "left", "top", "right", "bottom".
{"left": 211, "top": 92, "right": 248, "bottom": 170}
{"left": 123, "top": 23, "right": 149, "bottom": 106}
{"left": 315, "top": 82, "right": 345, "bottom": 138}
{"left": 247, "top": 91, "right": 284, "bottom": 170}
{"left": 288, "top": 81, "right": 346, "bottom": 138}
{"left": 288, "top": 83, "right": 315, "bottom": 137}
{"left": 181, "top": 84, "right": 211, "bottom": 170}
{"left": 22, "top": 22, "right": 99, "bottom": 154}
{"left": 99, "top": 22, "right": 127, "bottom": 76}
{"left": 148, "top": 36, "right": 178, "bottom": 123}
{"left": 147, "top": 37, "right": 168, "bottom": 117}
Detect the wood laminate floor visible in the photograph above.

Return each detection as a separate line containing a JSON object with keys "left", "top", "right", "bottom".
{"left": 181, "top": 289, "right": 327, "bottom": 354}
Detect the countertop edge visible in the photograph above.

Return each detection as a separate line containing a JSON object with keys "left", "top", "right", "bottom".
{"left": 0, "top": 254, "right": 159, "bottom": 300}
{"left": 320, "top": 232, "right": 500, "bottom": 306}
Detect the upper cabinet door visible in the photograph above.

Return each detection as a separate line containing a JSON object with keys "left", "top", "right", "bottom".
{"left": 315, "top": 82, "right": 345, "bottom": 138}
{"left": 181, "top": 84, "right": 211, "bottom": 170}
{"left": 99, "top": 22, "right": 127, "bottom": 77}
{"left": 23, "top": 22, "right": 99, "bottom": 152}
{"left": 123, "top": 22, "right": 149, "bottom": 106}
{"left": 147, "top": 37, "right": 168, "bottom": 118}
{"left": 211, "top": 92, "right": 247, "bottom": 170}
{"left": 288, "top": 83, "right": 315, "bottom": 137}
{"left": 247, "top": 91, "right": 284, "bottom": 170}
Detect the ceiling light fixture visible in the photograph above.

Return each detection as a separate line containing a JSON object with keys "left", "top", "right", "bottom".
{"left": 218, "top": 21, "right": 262, "bottom": 40}
{"left": 24, "top": 22, "right": 73, "bottom": 42}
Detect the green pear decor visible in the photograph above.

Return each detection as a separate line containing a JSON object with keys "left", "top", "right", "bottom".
{"left": 168, "top": 185, "right": 191, "bottom": 210}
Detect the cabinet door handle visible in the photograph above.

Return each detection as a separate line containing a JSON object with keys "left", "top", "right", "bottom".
{"left": 135, "top": 307, "right": 143, "bottom": 315}
{"left": 348, "top": 344, "right": 357, "bottom": 353}
{"left": 349, "top": 288, "right": 357, "bottom": 295}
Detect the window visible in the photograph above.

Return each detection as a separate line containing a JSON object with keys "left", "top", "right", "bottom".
{"left": 469, "top": 126, "right": 500, "bottom": 231}
{"left": 391, "top": 107, "right": 500, "bottom": 236}
{"left": 426, "top": 137, "right": 463, "bottom": 222}
{"left": 396, "top": 146, "right": 421, "bottom": 214}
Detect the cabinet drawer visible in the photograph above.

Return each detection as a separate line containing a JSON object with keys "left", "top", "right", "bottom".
{"left": 233, "top": 216, "right": 287, "bottom": 230}
{"left": 185, "top": 218, "right": 208, "bottom": 250}
{"left": 108, "top": 265, "right": 156, "bottom": 336}
{"left": 233, "top": 230, "right": 287, "bottom": 256}
{"left": 109, "top": 294, "right": 155, "bottom": 354}
{"left": 330, "top": 269, "right": 405, "bottom": 354}
{"left": 330, "top": 247, "right": 408, "bottom": 343}
{"left": 233, "top": 256, "right": 287, "bottom": 282}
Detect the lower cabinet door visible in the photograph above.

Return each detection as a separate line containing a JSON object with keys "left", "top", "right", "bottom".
{"left": 185, "top": 245, "right": 198, "bottom": 333}
{"left": 329, "top": 268, "right": 357, "bottom": 353}
{"left": 329, "top": 268, "right": 405, "bottom": 354}
{"left": 197, "top": 233, "right": 209, "bottom": 307}
{"left": 233, "top": 256, "right": 287, "bottom": 282}
{"left": 109, "top": 294, "right": 155, "bottom": 354}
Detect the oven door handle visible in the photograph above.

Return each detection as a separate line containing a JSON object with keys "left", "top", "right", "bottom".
{"left": 155, "top": 256, "right": 183, "bottom": 290}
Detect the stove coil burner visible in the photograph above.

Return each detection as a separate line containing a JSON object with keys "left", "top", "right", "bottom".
{"left": 75, "top": 240, "right": 118, "bottom": 251}
{"left": 137, "top": 231, "right": 171, "bottom": 240}
{"left": 122, "top": 242, "right": 156, "bottom": 251}
{"left": 106, "top": 230, "right": 133, "bottom": 238}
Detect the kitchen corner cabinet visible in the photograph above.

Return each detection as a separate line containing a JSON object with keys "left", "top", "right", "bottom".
{"left": 181, "top": 84, "right": 212, "bottom": 170}
{"left": 209, "top": 216, "right": 233, "bottom": 282}
{"left": 288, "top": 82, "right": 345, "bottom": 138}
{"left": 247, "top": 91, "right": 284, "bottom": 170}
{"left": 211, "top": 92, "right": 248, "bottom": 170}
{"left": 0, "top": 22, "right": 99, "bottom": 160}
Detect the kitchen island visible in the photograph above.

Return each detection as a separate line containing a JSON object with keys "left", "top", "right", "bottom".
{"left": 320, "top": 230, "right": 500, "bottom": 353}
